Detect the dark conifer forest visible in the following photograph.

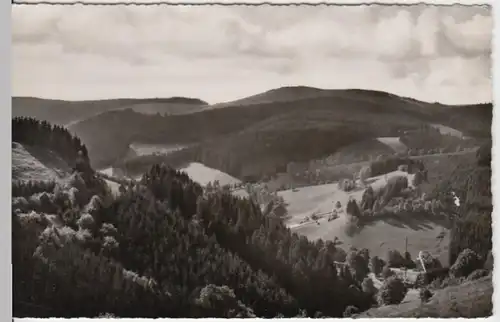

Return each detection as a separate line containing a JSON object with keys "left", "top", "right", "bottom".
{"left": 12, "top": 117, "right": 493, "bottom": 318}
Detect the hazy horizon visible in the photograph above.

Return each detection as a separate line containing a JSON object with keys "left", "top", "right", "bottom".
{"left": 11, "top": 84, "right": 494, "bottom": 106}
{"left": 12, "top": 4, "right": 492, "bottom": 105}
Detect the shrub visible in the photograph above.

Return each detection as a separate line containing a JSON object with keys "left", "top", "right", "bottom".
{"left": 418, "top": 267, "right": 450, "bottom": 288}
{"left": 344, "top": 216, "right": 361, "bottom": 237}
{"left": 370, "top": 157, "right": 414, "bottom": 177}
{"left": 359, "top": 165, "right": 371, "bottom": 184}
{"left": 195, "top": 284, "right": 256, "bottom": 318}
{"left": 398, "top": 164, "right": 408, "bottom": 172}
{"left": 360, "top": 186, "right": 375, "bottom": 210}
{"left": 362, "top": 209, "right": 372, "bottom": 217}
{"left": 381, "top": 265, "right": 394, "bottom": 279}
{"left": 419, "top": 288, "right": 433, "bottom": 303}
{"left": 387, "top": 249, "right": 406, "bottom": 268}
{"left": 484, "top": 251, "right": 493, "bottom": 271}
{"left": 415, "top": 273, "right": 427, "bottom": 288}
{"left": 84, "top": 195, "right": 103, "bottom": 215}
{"left": 476, "top": 141, "right": 491, "bottom": 167}
{"left": 359, "top": 248, "right": 370, "bottom": 263}
{"left": 404, "top": 251, "right": 416, "bottom": 269}
{"left": 76, "top": 213, "right": 95, "bottom": 230}
{"left": 424, "top": 200, "right": 433, "bottom": 213}
{"left": 347, "top": 249, "right": 370, "bottom": 282}
{"left": 313, "top": 311, "right": 324, "bottom": 318}
{"left": 450, "top": 248, "right": 482, "bottom": 278}
{"left": 338, "top": 179, "right": 356, "bottom": 192}
{"left": 102, "top": 235, "right": 119, "bottom": 254}
{"left": 439, "top": 276, "right": 466, "bottom": 289}
{"left": 12, "top": 197, "right": 29, "bottom": 212}
{"left": 99, "top": 223, "right": 118, "bottom": 237}
{"left": 346, "top": 199, "right": 361, "bottom": 217}
{"left": 332, "top": 247, "right": 347, "bottom": 262}
{"left": 343, "top": 305, "right": 359, "bottom": 317}
{"left": 417, "top": 251, "right": 442, "bottom": 271}
{"left": 361, "top": 277, "right": 377, "bottom": 296}
{"left": 377, "top": 276, "right": 407, "bottom": 306}
{"left": 466, "top": 269, "right": 489, "bottom": 281}
{"left": 412, "top": 171, "right": 425, "bottom": 186}
{"left": 370, "top": 256, "right": 384, "bottom": 276}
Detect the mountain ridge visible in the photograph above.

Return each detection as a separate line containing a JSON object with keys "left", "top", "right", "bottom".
{"left": 66, "top": 88, "right": 491, "bottom": 174}
{"left": 12, "top": 96, "right": 209, "bottom": 126}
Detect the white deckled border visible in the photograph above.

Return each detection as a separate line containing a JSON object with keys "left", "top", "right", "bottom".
{"left": 8, "top": 0, "right": 496, "bottom": 5}
{"left": 4, "top": 1, "right": 497, "bottom": 322}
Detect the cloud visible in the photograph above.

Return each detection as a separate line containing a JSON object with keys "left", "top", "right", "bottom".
{"left": 12, "top": 4, "right": 492, "bottom": 104}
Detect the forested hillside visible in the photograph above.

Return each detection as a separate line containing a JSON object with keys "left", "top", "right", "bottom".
{"left": 12, "top": 96, "right": 208, "bottom": 126}
{"left": 12, "top": 118, "right": 372, "bottom": 318}
{"left": 70, "top": 88, "right": 491, "bottom": 178}
{"left": 12, "top": 112, "right": 492, "bottom": 319}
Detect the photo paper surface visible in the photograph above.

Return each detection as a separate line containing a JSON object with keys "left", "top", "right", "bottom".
{"left": 11, "top": 1, "right": 493, "bottom": 318}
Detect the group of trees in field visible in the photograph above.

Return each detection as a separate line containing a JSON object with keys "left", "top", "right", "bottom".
{"left": 345, "top": 174, "right": 434, "bottom": 228}
{"left": 344, "top": 141, "right": 492, "bottom": 244}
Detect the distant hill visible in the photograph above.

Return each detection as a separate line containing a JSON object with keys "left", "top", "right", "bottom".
{"left": 69, "top": 87, "right": 491, "bottom": 179}
{"left": 211, "top": 86, "right": 438, "bottom": 109}
{"left": 12, "top": 96, "right": 208, "bottom": 126}
{"left": 17, "top": 87, "right": 491, "bottom": 180}
{"left": 211, "top": 86, "right": 335, "bottom": 108}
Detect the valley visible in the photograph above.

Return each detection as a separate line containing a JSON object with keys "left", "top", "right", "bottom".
{"left": 11, "top": 86, "right": 492, "bottom": 319}
{"left": 10, "top": 2, "right": 494, "bottom": 318}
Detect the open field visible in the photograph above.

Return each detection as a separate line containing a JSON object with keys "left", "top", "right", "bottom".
{"left": 279, "top": 170, "right": 451, "bottom": 264}
{"left": 129, "top": 142, "right": 187, "bottom": 156}
{"left": 12, "top": 142, "right": 71, "bottom": 182}
{"left": 430, "top": 123, "right": 465, "bottom": 138}
{"left": 179, "top": 162, "right": 242, "bottom": 187}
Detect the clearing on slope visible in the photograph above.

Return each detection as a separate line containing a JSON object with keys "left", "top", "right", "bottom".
{"left": 179, "top": 162, "right": 242, "bottom": 187}
{"left": 376, "top": 137, "right": 408, "bottom": 154}
{"left": 12, "top": 142, "right": 122, "bottom": 197}
{"left": 129, "top": 142, "right": 187, "bottom": 156}
{"left": 12, "top": 142, "right": 71, "bottom": 182}
{"left": 430, "top": 123, "right": 466, "bottom": 139}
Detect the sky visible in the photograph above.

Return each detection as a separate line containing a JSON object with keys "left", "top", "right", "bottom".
{"left": 12, "top": 3, "right": 493, "bottom": 105}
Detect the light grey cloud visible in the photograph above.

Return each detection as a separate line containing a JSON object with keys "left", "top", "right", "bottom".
{"left": 12, "top": 4, "right": 492, "bottom": 105}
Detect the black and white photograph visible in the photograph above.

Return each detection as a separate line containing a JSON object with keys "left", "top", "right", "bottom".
{"left": 11, "top": 1, "right": 493, "bottom": 318}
